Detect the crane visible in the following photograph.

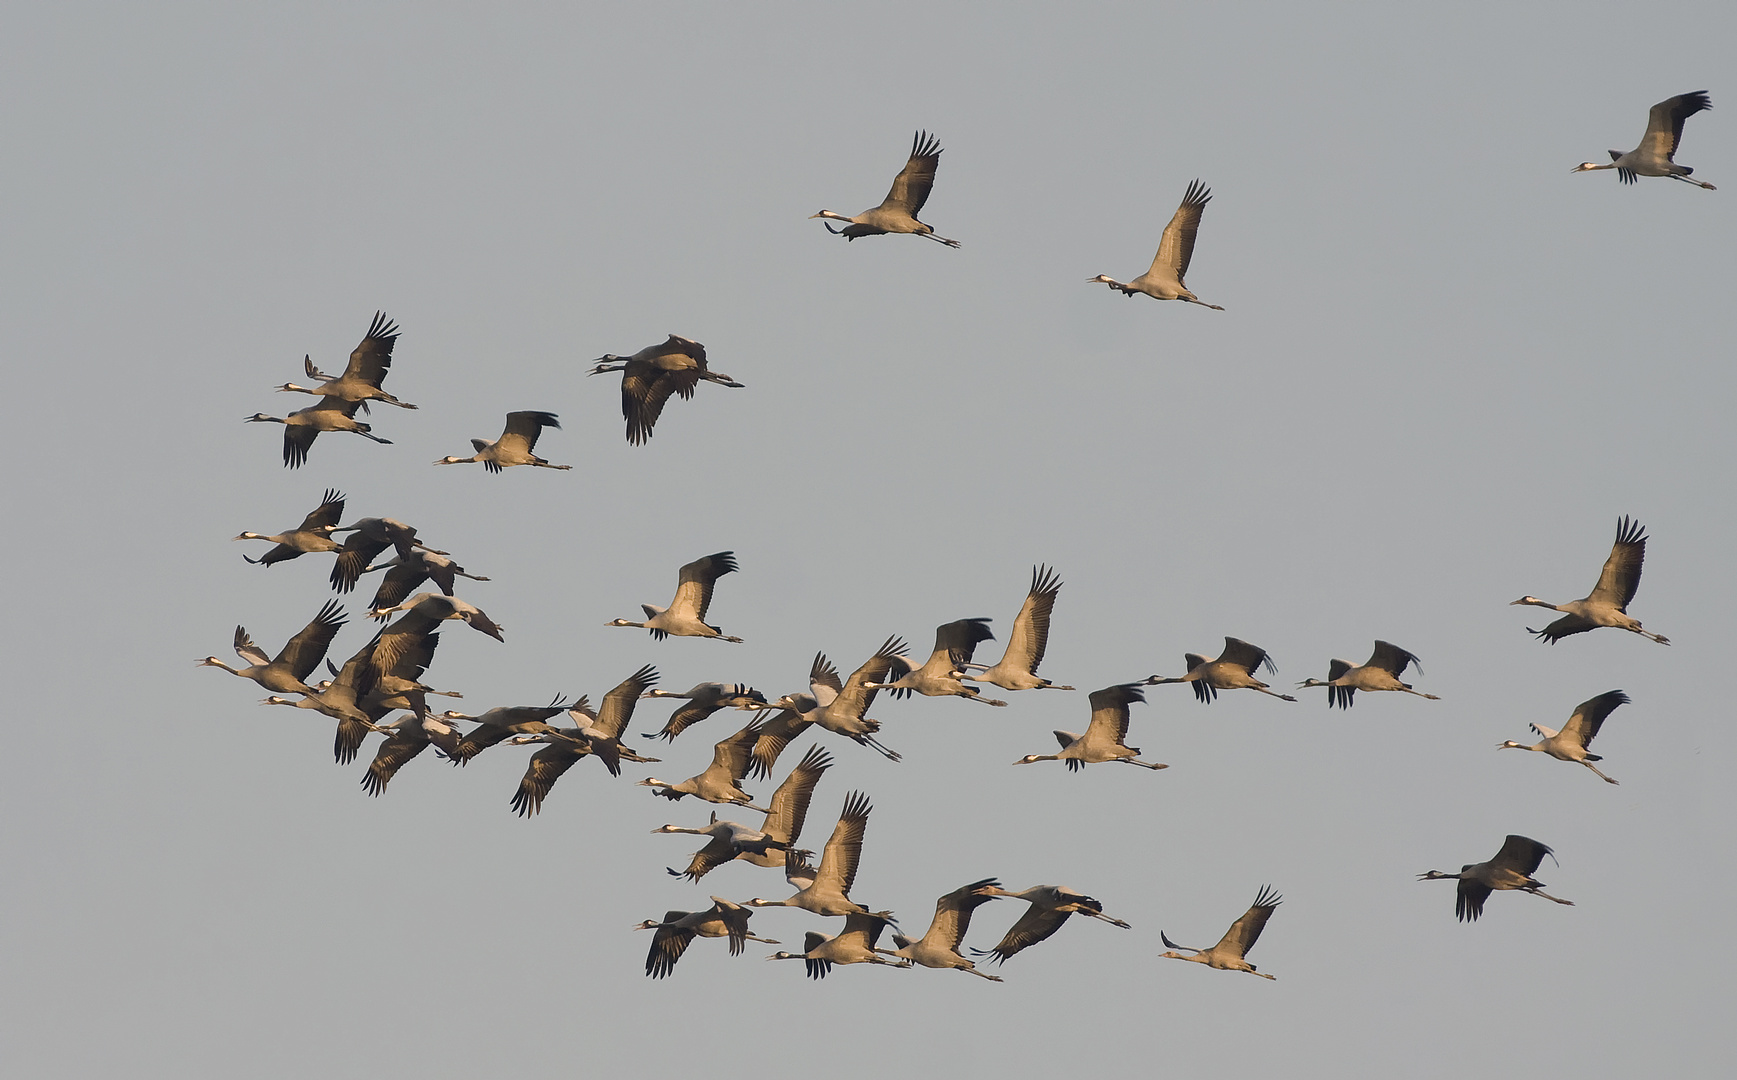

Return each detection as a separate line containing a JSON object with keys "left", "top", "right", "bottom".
{"left": 1014, "top": 683, "right": 1168, "bottom": 770}
{"left": 973, "top": 885, "right": 1130, "bottom": 964}
{"left": 1573, "top": 91, "right": 1716, "bottom": 188}
{"left": 866, "top": 618, "right": 1008, "bottom": 705}
{"left": 1512, "top": 516, "right": 1669, "bottom": 644}
{"left": 588, "top": 334, "right": 743, "bottom": 445}
{"left": 773, "top": 641, "right": 906, "bottom": 761}
{"left": 1089, "top": 180, "right": 1224, "bottom": 308}
{"left": 747, "top": 791, "right": 887, "bottom": 917}
{"left": 637, "top": 719, "right": 768, "bottom": 809}
{"left": 433, "top": 410, "right": 571, "bottom": 472}
{"left": 1158, "top": 886, "right": 1282, "bottom": 980}
{"left": 1498, "top": 690, "right": 1628, "bottom": 785}
{"left": 1297, "top": 641, "right": 1438, "bottom": 708}
{"left": 637, "top": 897, "right": 779, "bottom": 979}
{"left": 1419, "top": 835, "right": 1575, "bottom": 921}
{"left": 607, "top": 551, "right": 744, "bottom": 641}
{"left": 811, "top": 130, "right": 960, "bottom": 247}
{"left": 766, "top": 912, "right": 910, "bottom": 979}
{"left": 233, "top": 489, "right": 345, "bottom": 566}
{"left": 640, "top": 683, "right": 768, "bottom": 743}
{"left": 275, "top": 311, "right": 418, "bottom": 410}
{"left": 958, "top": 565, "right": 1075, "bottom": 692}
{"left": 246, "top": 397, "right": 391, "bottom": 469}
{"left": 199, "top": 599, "right": 347, "bottom": 697}
{"left": 1146, "top": 638, "right": 1297, "bottom": 702}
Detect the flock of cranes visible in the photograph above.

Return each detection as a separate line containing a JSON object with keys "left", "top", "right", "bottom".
{"left": 205, "top": 94, "right": 1701, "bottom": 984}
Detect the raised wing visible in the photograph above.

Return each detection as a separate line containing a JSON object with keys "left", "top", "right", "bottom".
{"left": 1590, "top": 516, "right": 1648, "bottom": 610}
{"left": 1212, "top": 886, "right": 1281, "bottom": 959}
{"left": 1563, "top": 690, "right": 1628, "bottom": 749}
{"left": 1084, "top": 683, "right": 1143, "bottom": 746}
{"left": 808, "top": 654, "right": 844, "bottom": 699}
{"left": 1368, "top": 640, "right": 1420, "bottom": 677}
{"left": 595, "top": 664, "right": 659, "bottom": 740}
{"left": 1218, "top": 637, "right": 1275, "bottom": 676}
{"left": 1150, "top": 180, "right": 1212, "bottom": 286}
{"left": 1491, "top": 834, "right": 1553, "bottom": 877}
{"left": 499, "top": 411, "right": 560, "bottom": 456}
{"left": 762, "top": 744, "right": 832, "bottom": 845}
{"left": 813, "top": 790, "right": 871, "bottom": 898}
{"left": 274, "top": 600, "right": 347, "bottom": 680}
{"left": 671, "top": 552, "right": 737, "bottom": 621}
{"left": 712, "top": 720, "right": 764, "bottom": 783}
{"left": 1001, "top": 565, "right": 1061, "bottom": 675}
{"left": 935, "top": 617, "right": 995, "bottom": 666}
{"left": 298, "top": 489, "right": 346, "bottom": 532}
{"left": 1641, "top": 91, "right": 1711, "bottom": 163}
{"left": 344, "top": 311, "right": 399, "bottom": 384}
{"left": 829, "top": 637, "right": 906, "bottom": 720}
{"left": 925, "top": 878, "right": 1001, "bottom": 951}
{"left": 881, "top": 130, "right": 944, "bottom": 215}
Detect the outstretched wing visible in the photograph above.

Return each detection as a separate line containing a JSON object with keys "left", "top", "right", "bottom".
{"left": 1000, "top": 565, "right": 1061, "bottom": 675}
{"left": 813, "top": 790, "right": 870, "bottom": 897}
{"left": 671, "top": 552, "right": 737, "bottom": 621}
{"left": 1641, "top": 91, "right": 1711, "bottom": 163}
{"left": 1590, "top": 516, "right": 1648, "bottom": 610}
{"left": 595, "top": 664, "right": 659, "bottom": 740}
{"left": 1150, "top": 180, "right": 1212, "bottom": 285}
{"left": 1368, "top": 640, "right": 1420, "bottom": 677}
{"left": 1212, "top": 886, "right": 1281, "bottom": 960}
{"left": 1563, "top": 690, "right": 1629, "bottom": 749}
{"left": 275, "top": 600, "right": 347, "bottom": 681}
{"left": 881, "top": 130, "right": 944, "bottom": 215}
{"left": 344, "top": 311, "right": 399, "bottom": 384}
{"left": 298, "top": 489, "right": 346, "bottom": 532}
{"left": 499, "top": 411, "right": 559, "bottom": 456}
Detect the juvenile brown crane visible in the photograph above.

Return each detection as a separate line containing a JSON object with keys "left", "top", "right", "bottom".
{"left": 1159, "top": 886, "right": 1282, "bottom": 980}
{"left": 811, "top": 130, "right": 960, "bottom": 247}
{"left": 276, "top": 311, "right": 418, "bottom": 410}
{"left": 1512, "top": 516, "right": 1669, "bottom": 644}
{"left": 1498, "top": 690, "right": 1628, "bottom": 785}
{"left": 1146, "top": 638, "right": 1297, "bottom": 703}
{"left": 608, "top": 551, "right": 744, "bottom": 642}
{"left": 233, "top": 489, "right": 346, "bottom": 566}
{"left": 1013, "top": 683, "right": 1168, "bottom": 771}
{"left": 434, "top": 411, "right": 571, "bottom": 472}
{"left": 1419, "top": 835, "right": 1575, "bottom": 922}
{"left": 589, "top": 334, "right": 743, "bottom": 445}
{"left": 1297, "top": 641, "right": 1438, "bottom": 708}
{"left": 1089, "top": 180, "right": 1224, "bottom": 308}
{"left": 1573, "top": 92, "right": 1716, "bottom": 188}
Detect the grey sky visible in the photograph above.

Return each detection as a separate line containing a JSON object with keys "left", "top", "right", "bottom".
{"left": 3, "top": 3, "right": 1731, "bottom": 1077}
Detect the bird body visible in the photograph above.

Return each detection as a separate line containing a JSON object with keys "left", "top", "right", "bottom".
{"left": 1159, "top": 886, "right": 1281, "bottom": 979}
{"left": 1498, "top": 690, "right": 1627, "bottom": 785}
{"left": 1298, "top": 641, "right": 1437, "bottom": 708}
{"left": 434, "top": 410, "right": 570, "bottom": 472}
{"left": 1512, "top": 516, "right": 1669, "bottom": 644}
{"left": 959, "top": 566, "right": 1074, "bottom": 692}
{"left": 1090, "top": 180, "right": 1224, "bottom": 308}
{"left": 1014, "top": 683, "right": 1167, "bottom": 770}
{"left": 608, "top": 551, "right": 743, "bottom": 641}
{"left": 1146, "top": 637, "right": 1297, "bottom": 702}
{"left": 1419, "top": 835, "right": 1575, "bottom": 921}
{"left": 811, "top": 130, "right": 959, "bottom": 247}
{"left": 1573, "top": 92, "right": 1716, "bottom": 188}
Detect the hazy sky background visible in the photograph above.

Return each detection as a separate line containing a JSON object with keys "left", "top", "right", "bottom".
{"left": 3, "top": 3, "right": 1732, "bottom": 1077}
